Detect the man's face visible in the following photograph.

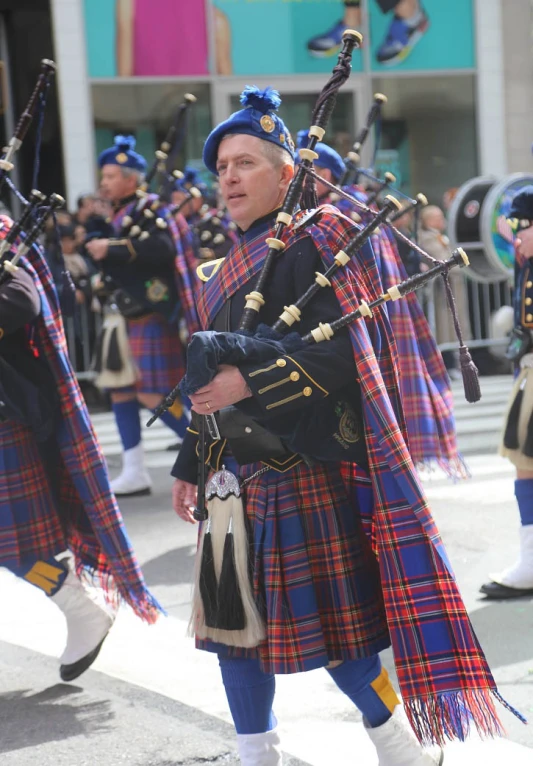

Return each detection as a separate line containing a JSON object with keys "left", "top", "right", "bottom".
{"left": 216, "top": 134, "right": 293, "bottom": 231}
{"left": 315, "top": 167, "right": 334, "bottom": 200}
{"left": 100, "top": 165, "right": 137, "bottom": 203}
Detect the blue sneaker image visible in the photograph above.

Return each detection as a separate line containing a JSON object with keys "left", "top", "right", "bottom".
{"left": 376, "top": 10, "right": 429, "bottom": 66}
{"left": 307, "top": 19, "right": 346, "bottom": 58}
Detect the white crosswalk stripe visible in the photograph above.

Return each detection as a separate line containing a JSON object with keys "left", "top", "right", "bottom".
{"left": 91, "top": 408, "right": 180, "bottom": 468}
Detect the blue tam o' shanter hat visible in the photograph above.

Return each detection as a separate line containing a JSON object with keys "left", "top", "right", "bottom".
{"left": 98, "top": 135, "right": 147, "bottom": 173}
{"left": 173, "top": 166, "right": 207, "bottom": 194}
{"left": 203, "top": 86, "right": 295, "bottom": 175}
{"left": 296, "top": 130, "right": 345, "bottom": 182}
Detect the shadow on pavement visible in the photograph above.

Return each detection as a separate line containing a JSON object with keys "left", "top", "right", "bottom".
{"left": 469, "top": 596, "right": 533, "bottom": 670}
{"left": 140, "top": 545, "right": 196, "bottom": 587}
{"left": 0, "top": 683, "right": 113, "bottom": 753}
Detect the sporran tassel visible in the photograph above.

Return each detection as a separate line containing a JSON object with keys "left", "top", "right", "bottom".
{"left": 217, "top": 517, "right": 246, "bottom": 630}
{"left": 198, "top": 518, "right": 219, "bottom": 626}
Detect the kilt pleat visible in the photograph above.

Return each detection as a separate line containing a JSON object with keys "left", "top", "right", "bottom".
{"left": 0, "top": 420, "right": 67, "bottom": 567}
{"left": 198, "top": 459, "right": 390, "bottom": 675}
{"left": 127, "top": 313, "right": 185, "bottom": 394}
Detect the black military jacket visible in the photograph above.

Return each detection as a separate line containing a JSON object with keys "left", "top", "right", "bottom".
{"left": 172, "top": 210, "right": 366, "bottom": 484}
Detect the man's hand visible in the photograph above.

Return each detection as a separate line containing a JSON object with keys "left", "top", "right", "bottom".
{"left": 190, "top": 364, "right": 252, "bottom": 414}
{"left": 86, "top": 238, "right": 110, "bottom": 262}
{"left": 517, "top": 226, "right": 533, "bottom": 260}
{"left": 172, "top": 479, "right": 197, "bottom": 524}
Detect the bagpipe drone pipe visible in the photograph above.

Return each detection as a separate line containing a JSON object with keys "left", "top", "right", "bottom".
{"left": 114, "top": 93, "right": 197, "bottom": 241}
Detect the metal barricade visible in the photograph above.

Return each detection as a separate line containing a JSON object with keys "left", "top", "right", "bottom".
{"left": 64, "top": 302, "right": 102, "bottom": 380}
{"left": 424, "top": 275, "right": 513, "bottom": 356}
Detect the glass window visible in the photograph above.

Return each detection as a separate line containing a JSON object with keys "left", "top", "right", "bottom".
{"left": 371, "top": 74, "right": 477, "bottom": 206}
{"left": 91, "top": 82, "right": 212, "bottom": 173}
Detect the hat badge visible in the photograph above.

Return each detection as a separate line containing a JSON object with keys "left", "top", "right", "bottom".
{"left": 260, "top": 114, "right": 276, "bottom": 134}
{"left": 115, "top": 152, "right": 128, "bottom": 164}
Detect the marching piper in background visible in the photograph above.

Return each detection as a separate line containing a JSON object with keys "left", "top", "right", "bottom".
{"left": 86, "top": 136, "right": 198, "bottom": 497}
{"left": 481, "top": 187, "right": 533, "bottom": 598}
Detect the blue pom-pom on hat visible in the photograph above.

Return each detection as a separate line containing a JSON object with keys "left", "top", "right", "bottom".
{"left": 295, "top": 129, "right": 345, "bottom": 182}
{"left": 98, "top": 134, "right": 147, "bottom": 173}
{"left": 240, "top": 85, "right": 282, "bottom": 113}
{"left": 203, "top": 85, "right": 295, "bottom": 175}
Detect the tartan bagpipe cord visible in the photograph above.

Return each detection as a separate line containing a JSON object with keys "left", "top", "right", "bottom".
{"left": 196, "top": 205, "right": 524, "bottom": 744}
{"left": 0, "top": 216, "right": 162, "bottom": 623}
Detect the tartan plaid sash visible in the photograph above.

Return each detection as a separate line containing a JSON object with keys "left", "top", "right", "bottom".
{"left": 196, "top": 206, "right": 523, "bottom": 744}
{"left": 1, "top": 217, "right": 162, "bottom": 623}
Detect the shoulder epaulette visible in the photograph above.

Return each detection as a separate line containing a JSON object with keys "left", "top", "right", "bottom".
{"left": 196, "top": 257, "right": 225, "bottom": 283}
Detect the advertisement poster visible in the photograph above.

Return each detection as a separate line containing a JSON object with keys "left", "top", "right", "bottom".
{"left": 212, "top": 0, "right": 474, "bottom": 76}
{"left": 84, "top": 0, "right": 209, "bottom": 77}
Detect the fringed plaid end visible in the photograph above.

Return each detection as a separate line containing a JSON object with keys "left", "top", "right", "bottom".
{"left": 75, "top": 559, "right": 165, "bottom": 625}
{"left": 119, "top": 588, "right": 165, "bottom": 624}
{"left": 404, "top": 689, "right": 525, "bottom": 747}
{"left": 416, "top": 456, "right": 471, "bottom": 483}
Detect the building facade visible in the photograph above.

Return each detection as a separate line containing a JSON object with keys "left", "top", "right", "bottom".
{"left": 2, "top": 0, "right": 532, "bottom": 212}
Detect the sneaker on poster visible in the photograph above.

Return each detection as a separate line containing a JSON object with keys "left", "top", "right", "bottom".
{"left": 307, "top": 19, "right": 346, "bottom": 58}
{"left": 376, "top": 10, "right": 429, "bottom": 66}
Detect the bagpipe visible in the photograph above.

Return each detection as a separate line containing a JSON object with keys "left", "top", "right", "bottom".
{"left": 162, "top": 31, "right": 479, "bottom": 649}
{"left": 115, "top": 93, "right": 197, "bottom": 242}
{"left": 149, "top": 32, "right": 479, "bottom": 443}
{"left": 0, "top": 59, "right": 69, "bottom": 295}
{"left": 0, "top": 59, "right": 56, "bottom": 194}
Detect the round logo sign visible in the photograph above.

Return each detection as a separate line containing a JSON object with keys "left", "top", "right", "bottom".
{"left": 464, "top": 200, "right": 480, "bottom": 219}
{"left": 481, "top": 174, "right": 533, "bottom": 278}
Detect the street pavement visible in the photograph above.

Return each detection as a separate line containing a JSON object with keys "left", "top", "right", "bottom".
{"left": 1, "top": 375, "right": 533, "bottom": 765}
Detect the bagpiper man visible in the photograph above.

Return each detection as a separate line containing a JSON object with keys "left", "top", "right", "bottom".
{"left": 86, "top": 136, "right": 199, "bottom": 496}
{"left": 481, "top": 186, "right": 533, "bottom": 598}
{"left": 170, "top": 86, "right": 520, "bottom": 765}
{"left": 0, "top": 214, "right": 162, "bottom": 682}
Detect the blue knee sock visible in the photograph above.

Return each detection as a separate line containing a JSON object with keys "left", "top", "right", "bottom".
{"left": 8, "top": 557, "right": 68, "bottom": 597}
{"left": 515, "top": 479, "right": 533, "bottom": 526}
{"left": 112, "top": 399, "right": 141, "bottom": 451}
{"left": 327, "top": 656, "right": 399, "bottom": 728}
{"left": 155, "top": 397, "right": 190, "bottom": 440}
{"left": 219, "top": 656, "right": 277, "bottom": 735}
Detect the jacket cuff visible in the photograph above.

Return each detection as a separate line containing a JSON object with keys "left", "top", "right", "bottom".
{"left": 241, "top": 354, "right": 328, "bottom": 415}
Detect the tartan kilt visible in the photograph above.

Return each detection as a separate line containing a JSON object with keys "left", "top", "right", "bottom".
{"left": 197, "top": 459, "right": 390, "bottom": 674}
{"left": 0, "top": 419, "right": 67, "bottom": 567}
{"left": 127, "top": 313, "right": 185, "bottom": 394}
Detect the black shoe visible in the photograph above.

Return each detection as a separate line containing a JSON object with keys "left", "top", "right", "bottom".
{"left": 480, "top": 581, "right": 533, "bottom": 599}
{"left": 166, "top": 441, "right": 182, "bottom": 451}
{"left": 60, "top": 635, "right": 109, "bottom": 682}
